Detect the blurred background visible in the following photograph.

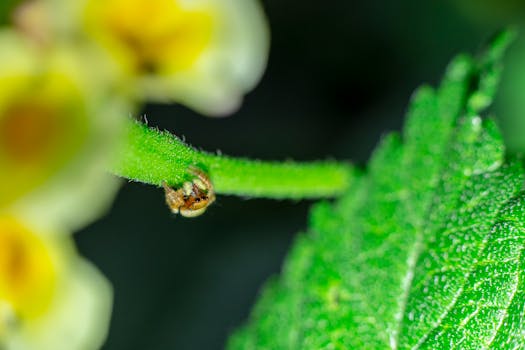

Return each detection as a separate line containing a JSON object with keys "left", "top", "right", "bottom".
{"left": 3, "top": 0, "right": 516, "bottom": 349}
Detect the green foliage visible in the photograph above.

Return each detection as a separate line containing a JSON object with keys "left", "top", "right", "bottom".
{"left": 0, "top": 0, "right": 21, "bottom": 26}
{"left": 228, "top": 31, "right": 525, "bottom": 349}
{"left": 112, "top": 121, "right": 353, "bottom": 199}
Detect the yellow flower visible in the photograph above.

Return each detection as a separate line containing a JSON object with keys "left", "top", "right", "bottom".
{"left": 30, "top": 0, "right": 269, "bottom": 115}
{"left": 0, "top": 30, "right": 133, "bottom": 231}
{"left": 86, "top": 0, "right": 215, "bottom": 75}
{"left": 0, "top": 215, "right": 112, "bottom": 350}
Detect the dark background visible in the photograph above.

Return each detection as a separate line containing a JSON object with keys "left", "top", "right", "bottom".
{"left": 74, "top": 1, "right": 521, "bottom": 349}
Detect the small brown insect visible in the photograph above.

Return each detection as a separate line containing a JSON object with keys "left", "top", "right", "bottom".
{"left": 162, "top": 166, "right": 215, "bottom": 218}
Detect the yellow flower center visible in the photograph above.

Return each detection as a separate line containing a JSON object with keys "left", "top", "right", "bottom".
{"left": 0, "top": 217, "right": 56, "bottom": 335}
{"left": 0, "top": 102, "right": 61, "bottom": 164}
{"left": 85, "top": 0, "right": 214, "bottom": 74}
{"left": 0, "top": 74, "right": 88, "bottom": 208}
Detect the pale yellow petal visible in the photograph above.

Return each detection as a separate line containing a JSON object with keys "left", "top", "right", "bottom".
{"left": 0, "top": 216, "right": 112, "bottom": 350}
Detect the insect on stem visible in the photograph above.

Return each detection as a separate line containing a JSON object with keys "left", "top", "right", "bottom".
{"left": 162, "top": 167, "right": 216, "bottom": 218}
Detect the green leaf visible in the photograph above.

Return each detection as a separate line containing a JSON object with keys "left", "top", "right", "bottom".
{"left": 228, "top": 30, "right": 525, "bottom": 349}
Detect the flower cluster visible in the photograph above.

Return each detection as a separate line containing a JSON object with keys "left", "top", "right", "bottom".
{"left": 0, "top": 0, "right": 268, "bottom": 348}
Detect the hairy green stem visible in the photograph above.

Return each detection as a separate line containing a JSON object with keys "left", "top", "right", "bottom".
{"left": 110, "top": 120, "right": 353, "bottom": 199}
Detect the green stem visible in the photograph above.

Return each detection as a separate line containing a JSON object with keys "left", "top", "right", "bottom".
{"left": 110, "top": 120, "right": 353, "bottom": 199}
